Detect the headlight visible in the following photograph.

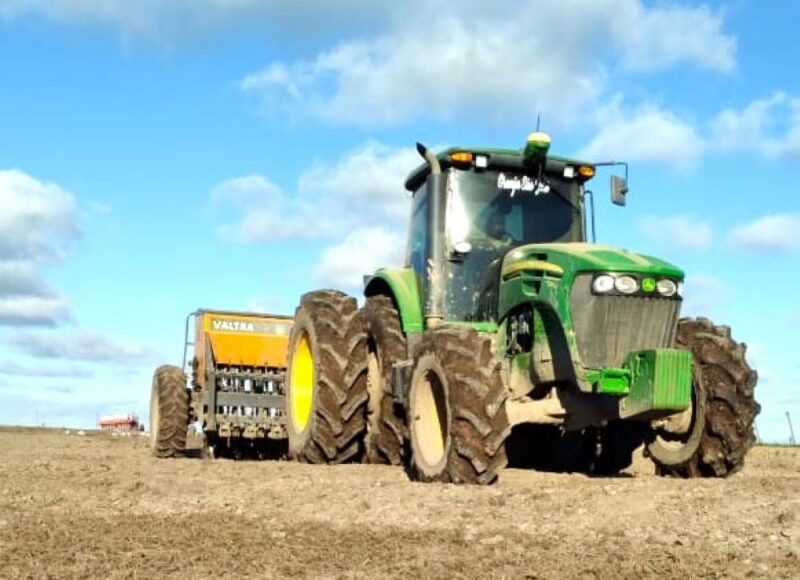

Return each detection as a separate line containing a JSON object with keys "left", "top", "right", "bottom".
{"left": 592, "top": 274, "right": 615, "bottom": 294}
{"left": 656, "top": 279, "right": 678, "bottom": 297}
{"left": 614, "top": 275, "right": 638, "bottom": 294}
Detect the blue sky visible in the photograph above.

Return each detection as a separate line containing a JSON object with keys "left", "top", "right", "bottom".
{"left": 0, "top": 1, "right": 797, "bottom": 443}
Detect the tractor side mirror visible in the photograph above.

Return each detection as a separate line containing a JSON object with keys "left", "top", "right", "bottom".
{"left": 611, "top": 175, "right": 628, "bottom": 206}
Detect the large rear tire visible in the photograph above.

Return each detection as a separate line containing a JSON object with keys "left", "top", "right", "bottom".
{"left": 363, "top": 295, "right": 407, "bottom": 465}
{"left": 647, "top": 317, "right": 760, "bottom": 477}
{"left": 150, "top": 365, "right": 190, "bottom": 458}
{"left": 286, "top": 290, "right": 367, "bottom": 464}
{"left": 407, "top": 327, "right": 510, "bottom": 485}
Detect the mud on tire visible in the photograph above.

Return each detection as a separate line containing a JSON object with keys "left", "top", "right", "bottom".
{"left": 286, "top": 290, "right": 368, "bottom": 464}
{"left": 363, "top": 295, "right": 407, "bottom": 465}
{"left": 407, "top": 327, "right": 510, "bottom": 485}
{"left": 150, "top": 365, "right": 190, "bottom": 458}
{"left": 647, "top": 317, "right": 760, "bottom": 477}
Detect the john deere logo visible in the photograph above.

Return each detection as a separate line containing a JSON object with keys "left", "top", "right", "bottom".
{"left": 642, "top": 278, "right": 656, "bottom": 293}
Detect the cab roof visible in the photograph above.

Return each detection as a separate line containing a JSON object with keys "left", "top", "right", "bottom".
{"left": 404, "top": 146, "right": 594, "bottom": 192}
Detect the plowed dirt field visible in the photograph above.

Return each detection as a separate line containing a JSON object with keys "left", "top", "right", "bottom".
{"left": 0, "top": 427, "right": 798, "bottom": 579}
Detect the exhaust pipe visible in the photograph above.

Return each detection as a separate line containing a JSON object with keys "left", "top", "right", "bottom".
{"left": 416, "top": 143, "right": 445, "bottom": 327}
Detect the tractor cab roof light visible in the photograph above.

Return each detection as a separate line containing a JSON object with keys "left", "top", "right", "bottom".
{"left": 449, "top": 151, "right": 474, "bottom": 166}
{"left": 475, "top": 154, "right": 488, "bottom": 169}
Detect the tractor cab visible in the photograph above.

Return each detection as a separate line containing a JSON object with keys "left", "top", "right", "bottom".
{"left": 404, "top": 135, "right": 598, "bottom": 323}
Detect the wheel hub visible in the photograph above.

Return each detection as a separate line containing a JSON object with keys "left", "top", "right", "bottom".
{"left": 289, "top": 331, "right": 314, "bottom": 431}
{"left": 366, "top": 346, "right": 381, "bottom": 433}
{"left": 411, "top": 368, "right": 448, "bottom": 469}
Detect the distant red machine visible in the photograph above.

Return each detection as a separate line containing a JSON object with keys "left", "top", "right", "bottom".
{"left": 98, "top": 414, "right": 141, "bottom": 432}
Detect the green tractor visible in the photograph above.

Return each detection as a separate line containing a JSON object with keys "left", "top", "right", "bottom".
{"left": 285, "top": 133, "right": 760, "bottom": 484}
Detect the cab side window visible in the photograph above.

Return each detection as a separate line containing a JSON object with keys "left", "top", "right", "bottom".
{"left": 406, "top": 190, "right": 428, "bottom": 275}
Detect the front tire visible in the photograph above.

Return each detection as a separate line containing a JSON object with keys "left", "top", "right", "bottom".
{"left": 150, "top": 365, "right": 190, "bottom": 458}
{"left": 286, "top": 290, "right": 368, "bottom": 464}
{"left": 647, "top": 318, "right": 760, "bottom": 477}
{"left": 407, "top": 328, "right": 510, "bottom": 485}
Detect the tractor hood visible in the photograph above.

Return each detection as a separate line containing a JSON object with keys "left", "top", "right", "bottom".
{"left": 500, "top": 243, "right": 684, "bottom": 280}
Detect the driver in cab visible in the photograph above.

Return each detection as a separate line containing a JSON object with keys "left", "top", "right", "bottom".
{"left": 476, "top": 211, "right": 514, "bottom": 249}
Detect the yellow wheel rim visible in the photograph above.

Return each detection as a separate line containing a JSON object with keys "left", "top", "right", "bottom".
{"left": 290, "top": 331, "right": 314, "bottom": 431}
{"left": 413, "top": 369, "right": 447, "bottom": 467}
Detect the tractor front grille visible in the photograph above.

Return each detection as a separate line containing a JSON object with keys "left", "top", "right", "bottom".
{"left": 568, "top": 274, "right": 680, "bottom": 368}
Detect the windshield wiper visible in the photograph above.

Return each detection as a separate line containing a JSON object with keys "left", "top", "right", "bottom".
{"left": 540, "top": 177, "right": 580, "bottom": 214}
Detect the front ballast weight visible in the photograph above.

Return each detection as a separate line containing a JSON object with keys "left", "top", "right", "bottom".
{"left": 504, "top": 348, "right": 694, "bottom": 430}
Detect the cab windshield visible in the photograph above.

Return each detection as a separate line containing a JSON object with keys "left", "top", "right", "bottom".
{"left": 442, "top": 167, "right": 583, "bottom": 322}
{"left": 446, "top": 168, "right": 583, "bottom": 251}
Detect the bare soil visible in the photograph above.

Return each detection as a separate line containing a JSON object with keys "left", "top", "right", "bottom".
{"left": 0, "top": 427, "right": 798, "bottom": 579}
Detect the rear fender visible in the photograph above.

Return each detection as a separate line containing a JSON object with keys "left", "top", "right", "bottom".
{"left": 364, "top": 268, "right": 424, "bottom": 334}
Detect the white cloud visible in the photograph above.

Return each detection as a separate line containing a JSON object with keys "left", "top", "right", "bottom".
{"left": 577, "top": 98, "right": 704, "bottom": 169}
{"left": 711, "top": 93, "right": 786, "bottom": 151}
{"left": 211, "top": 174, "right": 318, "bottom": 242}
{"left": 314, "top": 227, "right": 405, "bottom": 288}
{"left": 577, "top": 92, "right": 800, "bottom": 170}
{"left": 729, "top": 213, "right": 800, "bottom": 252}
{"left": 0, "top": 170, "right": 77, "bottom": 326}
{"left": 680, "top": 273, "right": 730, "bottom": 319}
{"left": 0, "top": 169, "right": 77, "bottom": 261}
{"left": 636, "top": 215, "right": 713, "bottom": 251}
{"left": 0, "top": 360, "right": 93, "bottom": 379}
{"left": 0, "top": 261, "right": 56, "bottom": 298}
{"left": 241, "top": 0, "right": 735, "bottom": 127}
{"left": 710, "top": 92, "right": 800, "bottom": 158}
{"left": 212, "top": 142, "right": 414, "bottom": 243}
{"left": 297, "top": 142, "right": 417, "bottom": 223}
{"left": 9, "top": 330, "right": 157, "bottom": 363}
{"left": 0, "top": 0, "right": 384, "bottom": 40}
{"left": 0, "top": 295, "right": 71, "bottom": 327}
{"left": 612, "top": 3, "right": 735, "bottom": 73}
{"left": 213, "top": 143, "right": 416, "bottom": 290}
{"left": 244, "top": 297, "right": 291, "bottom": 316}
